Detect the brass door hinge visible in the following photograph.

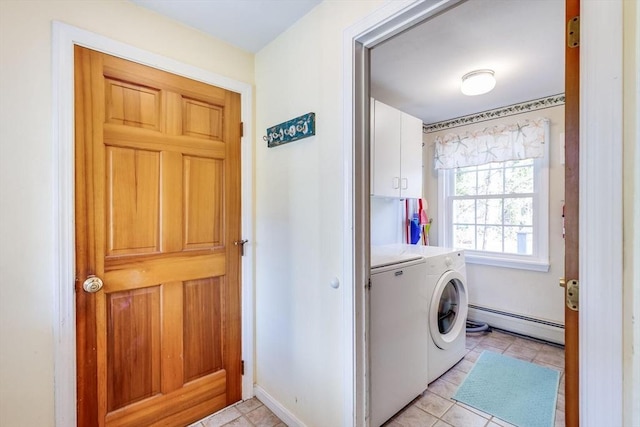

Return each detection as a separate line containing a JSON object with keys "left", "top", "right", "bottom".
{"left": 559, "top": 278, "right": 579, "bottom": 311}
{"left": 241, "top": 360, "right": 245, "bottom": 375}
{"left": 568, "top": 16, "right": 580, "bottom": 48}
{"left": 240, "top": 122, "right": 244, "bottom": 137}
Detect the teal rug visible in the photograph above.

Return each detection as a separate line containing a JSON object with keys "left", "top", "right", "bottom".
{"left": 453, "top": 351, "right": 560, "bottom": 427}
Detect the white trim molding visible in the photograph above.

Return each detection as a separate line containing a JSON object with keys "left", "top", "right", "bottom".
{"left": 579, "top": 1, "right": 624, "bottom": 426}
{"left": 253, "top": 386, "right": 306, "bottom": 427}
{"left": 52, "top": 22, "right": 255, "bottom": 426}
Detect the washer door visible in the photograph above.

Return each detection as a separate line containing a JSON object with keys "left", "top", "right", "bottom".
{"left": 429, "top": 270, "right": 468, "bottom": 350}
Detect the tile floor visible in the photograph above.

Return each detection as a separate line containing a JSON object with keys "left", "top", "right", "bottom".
{"left": 383, "top": 329, "right": 566, "bottom": 427}
{"left": 189, "top": 397, "right": 286, "bottom": 427}
{"left": 192, "top": 329, "right": 565, "bottom": 427}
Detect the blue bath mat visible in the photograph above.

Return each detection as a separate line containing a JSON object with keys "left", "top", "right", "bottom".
{"left": 453, "top": 351, "right": 560, "bottom": 427}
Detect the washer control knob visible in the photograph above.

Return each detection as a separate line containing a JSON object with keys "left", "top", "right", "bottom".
{"left": 445, "top": 256, "right": 453, "bottom": 267}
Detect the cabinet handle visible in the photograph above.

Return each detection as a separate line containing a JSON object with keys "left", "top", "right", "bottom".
{"left": 392, "top": 177, "right": 400, "bottom": 189}
{"left": 401, "top": 178, "right": 408, "bottom": 190}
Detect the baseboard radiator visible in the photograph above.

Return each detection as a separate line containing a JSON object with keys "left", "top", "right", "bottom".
{"left": 467, "top": 304, "right": 565, "bottom": 345}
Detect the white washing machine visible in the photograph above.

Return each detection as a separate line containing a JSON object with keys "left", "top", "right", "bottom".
{"left": 374, "top": 244, "right": 468, "bottom": 383}
{"left": 422, "top": 247, "right": 468, "bottom": 383}
{"left": 369, "top": 249, "right": 430, "bottom": 427}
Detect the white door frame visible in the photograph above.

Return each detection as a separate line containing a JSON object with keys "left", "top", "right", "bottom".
{"left": 343, "top": 0, "right": 623, "bottom": 426}
{"left": 52, "top": 22, "right": 255, "bottom": 426}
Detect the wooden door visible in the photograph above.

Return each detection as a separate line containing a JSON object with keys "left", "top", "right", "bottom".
{"left": 564, "top": 0, "right": 579, "bottom": 425}
{"left": 74, "top": 46, "right": 242, "bottom": 427}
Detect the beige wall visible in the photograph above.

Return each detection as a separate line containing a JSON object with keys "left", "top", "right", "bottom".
{"left": 1, "top": 0, "right": 636, "bottom": 425}
{"left": 423, "top": 106, "right": 566, "bottom": 328}
{"left": 0, "top": 1, "right": 253, "bottom": 425}
{"left": 254, "top": 1, "right": 382, "bottom": 425}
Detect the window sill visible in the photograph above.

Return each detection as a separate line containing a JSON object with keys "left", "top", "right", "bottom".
{"left": 465, "top": 253, "right": 550, "bottom": 272}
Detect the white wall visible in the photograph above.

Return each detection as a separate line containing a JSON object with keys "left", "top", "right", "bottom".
{"left": 0, "top": 2, "right": 253, "bottom": 426}
{"left": 623, "top": 0, "right": 639, "bottom": 424}
{"left": 254, "top": 1, "right": 382, "bottom": 425}
{"left": 370, "top": 197, "right": 405, "bottom": 245}
{"left": 423, "top": 106, "right": 566, "bottom": 330}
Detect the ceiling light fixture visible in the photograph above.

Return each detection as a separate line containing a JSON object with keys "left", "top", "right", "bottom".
{"left": 461, "top": 69, "right": 496, "bottom": 96}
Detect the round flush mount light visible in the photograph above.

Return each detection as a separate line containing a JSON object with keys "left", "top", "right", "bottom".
{"left": 461, "top": 69, "right": 496, "bottom": 96}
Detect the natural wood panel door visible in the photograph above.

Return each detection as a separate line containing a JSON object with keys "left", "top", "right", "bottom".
{"left": 564, "top": 0, "right": 579, "bottom": 425}
{"left": 74, "top": 46, "right": 242, "bottom": 427}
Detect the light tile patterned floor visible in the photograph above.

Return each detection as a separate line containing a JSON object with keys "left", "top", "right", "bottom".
{"left": 191, "top": 330, "right": 565, "bottom": 427}
{"left": 384, "top": 330, "right": 566, "bottom": 427}
{"left": 189, "top": 397, "right": 286, "bottom": 427}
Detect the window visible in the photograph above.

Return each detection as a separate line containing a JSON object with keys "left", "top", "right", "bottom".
{"left": 438, "top": 157, "right": 549, "bottom": 272}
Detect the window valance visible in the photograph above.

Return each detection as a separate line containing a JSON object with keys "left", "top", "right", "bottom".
{"left": 433, "top": 117, "right": 549, "bottom": 170}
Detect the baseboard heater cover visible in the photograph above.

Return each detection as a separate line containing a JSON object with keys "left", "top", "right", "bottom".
{"left": 467, "top": 304, "right": 565, "bottom": 345}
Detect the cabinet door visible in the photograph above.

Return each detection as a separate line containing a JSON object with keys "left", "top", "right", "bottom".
{"left": 371, "top": 100, "right": 402, "bottom": 198}
{"left": 400, "top": 112, "right": 423, "bottom": 199}
{"left": 370, "top": 261, "right": 430, "bottom": 426}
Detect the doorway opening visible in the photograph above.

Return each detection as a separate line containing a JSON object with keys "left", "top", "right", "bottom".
{"left": 348, "top": 0, "right": 574, "bottom": 425}
{"left": 348, "top": 1, "right": 624, "bottom": 425}
{"left": 368, "top": 0, "right": 566, "bottom": 347}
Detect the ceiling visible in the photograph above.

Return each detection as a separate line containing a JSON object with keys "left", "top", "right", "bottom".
{"left": 130, "top": 0, "right": 565, "bottom": 126}
{"left": 371, "top": 0, "right": 565, "bottom": 125}
{"left": 130, "top": 0, "right": 322, "bottom": 53}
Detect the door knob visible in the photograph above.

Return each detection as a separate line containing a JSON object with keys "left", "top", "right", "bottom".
{"left": 83, "top": 275, "right": 104, "bottom": 293}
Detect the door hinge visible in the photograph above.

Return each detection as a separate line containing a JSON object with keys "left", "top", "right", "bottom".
{"left": 240, "top": 122, "right": 244, "bottom": 137}
{"left": 567, "top": 16, "right": 580, "bottom": 48}
{"left": 234, "top": 239, "right": 248, "bottom": 256}
{"left": 365, "top": 278, "right": 371, "bottom": 290}
{"left": 560, "top": 278, "right": 579, "bottom": 311}
{"left": 241, "top": 360, "right": 245, "bottom": 375}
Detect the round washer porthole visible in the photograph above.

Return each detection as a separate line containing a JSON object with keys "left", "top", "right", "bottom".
{"left": 429, "top": 270, "right": 468, "bottom": 350}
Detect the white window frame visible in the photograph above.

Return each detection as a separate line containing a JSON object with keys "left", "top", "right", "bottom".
{"left": 437, "top": 129, "right": 550, "bottom": 272}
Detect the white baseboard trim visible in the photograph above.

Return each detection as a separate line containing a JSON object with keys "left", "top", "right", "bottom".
{"left": 468, "top": 306, "right": 564, "bottom": 345}
{"left": 253, "top": 385, "right": 307, "bottom": 427}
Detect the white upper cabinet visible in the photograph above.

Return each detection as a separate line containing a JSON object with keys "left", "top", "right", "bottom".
{"left": 399, "top": 112, "right": 423, "bottom": 198}
{"left": 371, "top": 98, "right": 423, "bottom": 199}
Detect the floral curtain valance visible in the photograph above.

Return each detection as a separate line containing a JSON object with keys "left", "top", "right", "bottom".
{"left": 433, "top": 117, "right": 549, "bottom": 170}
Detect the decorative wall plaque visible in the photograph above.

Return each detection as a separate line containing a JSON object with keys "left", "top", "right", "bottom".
{"left": 264, "top": 112, "right": 315, "bottom": 148}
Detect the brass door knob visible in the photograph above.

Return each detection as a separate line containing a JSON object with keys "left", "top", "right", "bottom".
{"left": 83, "top": 275, "right": 104, "bottom": 293}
